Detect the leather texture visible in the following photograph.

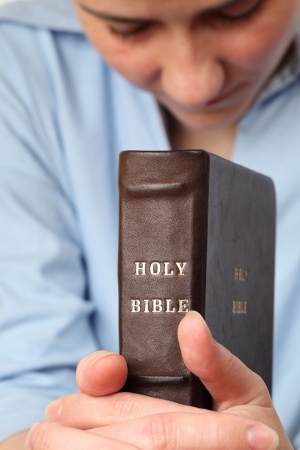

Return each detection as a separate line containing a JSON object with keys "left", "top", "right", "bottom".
{"left": 118, "top": 150, "right": 275, "bottom": 408}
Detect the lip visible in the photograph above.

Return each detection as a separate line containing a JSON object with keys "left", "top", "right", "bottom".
{"left": 204, "top": 84, "right": 246, "bottom": 108}
{"left": 157, "top": 82, "right": 249, "bottom": 116}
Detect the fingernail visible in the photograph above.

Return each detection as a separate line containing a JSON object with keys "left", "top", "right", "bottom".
{"left": 45, "top": 399, "right": 63, "bottom": 422}
{"left": 247, "top": 425, "right": 279, "bottom": 450}
{"left": 88, "top": 351, "right": 119, "bottom": 367}
{"left": 187, "top": 310, "right": 203, "bottom": 319}
{"left": 26, "top": 423, "right": 42, "bottom": 450}
{"left": 187, "top": 311, "right": 210, "bottom": 332}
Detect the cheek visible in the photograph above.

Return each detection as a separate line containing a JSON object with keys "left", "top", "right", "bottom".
{"left": 82, "top": 28, "right": 158, "bottom": 87}
{"left": 96, "top": 43, "right": 159, "bottom": 89}
{"left": 221, "top": 2, "right": 299, "bottom": 73}
{"left": 74, "top": 8, "right": 159, "bottom": 89}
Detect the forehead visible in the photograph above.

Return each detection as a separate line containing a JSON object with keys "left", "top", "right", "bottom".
{"left": 79, "top": 0, "right": 230, "bottom": 18}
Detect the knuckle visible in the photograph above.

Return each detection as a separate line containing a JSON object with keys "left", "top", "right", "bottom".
{"left": 202, "top": 416, "right": 233, "bottom": 449}
{"left": 223, "top": 349, "right": 236, "bottom": 372}
{"left": 144, "top": 415, "right": 174, "bottom": 450}
{"left": 211, "top": 420, "right": 222, "bottom": 446}
{"left": 110, "top": 392, "right": 138, "bottom": 420}
{"left": 35, "top": 425, "right": 56, "bottom": 450}
{"left": 252, "top": 374, "right": 273, "bottom": 405}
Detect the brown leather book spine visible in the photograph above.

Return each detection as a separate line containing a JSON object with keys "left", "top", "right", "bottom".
{"left": 118, "top": 150, "right": 211, "bottom": 408}
{"left": 118, "top": 150, "right": 275, "bottom": 407}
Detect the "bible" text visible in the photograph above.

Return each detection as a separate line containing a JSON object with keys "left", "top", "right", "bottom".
{"left": 131, "top": 298, "right": 189, "bottom": 313}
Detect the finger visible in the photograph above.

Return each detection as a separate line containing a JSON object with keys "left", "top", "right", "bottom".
{"left": 178, "top": 312, "right": 272, "bottom": 409}
{"left": 76, "top": 351, "right": 128, "bottom": 396}
{"left": 46, "top": 391, "right": 200, "bottom": 427}
{"left": 26, "top": 422, "right": 138, "bottom": 450}
{"left": 91, "top": 411, "right": 279, "bottom": 450}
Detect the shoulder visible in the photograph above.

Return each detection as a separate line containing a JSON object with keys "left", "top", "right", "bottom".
{"left": 0, "top": 0, "right": 110, "bottom": 103}
{"left": 0, "top": 5, "right": 97, "bottom": 91}
{"left": 0, "top": 5, "right": 114, "bottom": 156}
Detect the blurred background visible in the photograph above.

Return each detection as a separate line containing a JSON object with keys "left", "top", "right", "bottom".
{"left": 0, "top": 0, "right": 21, "bottom": 4}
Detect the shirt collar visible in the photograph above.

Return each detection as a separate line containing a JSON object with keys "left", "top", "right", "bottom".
{"left": 255, "top": 35, "right": 300, "bottom": 106}
{"left": 0, "top": 0, "right": 82, "bottom": 32}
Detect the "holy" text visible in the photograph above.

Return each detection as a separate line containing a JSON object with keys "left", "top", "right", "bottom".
{"left": 135, "top": 261, "right": 187, "bottom": 276}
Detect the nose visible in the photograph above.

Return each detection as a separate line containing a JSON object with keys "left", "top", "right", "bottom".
{"left": 160, "top": 31, "right": 225, "bottom": 109}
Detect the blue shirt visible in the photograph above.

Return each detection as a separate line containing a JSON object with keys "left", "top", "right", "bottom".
{"left": 1, "top": 0, "right": 300, "bottom": 446}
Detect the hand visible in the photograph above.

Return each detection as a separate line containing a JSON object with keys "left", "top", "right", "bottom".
{"left": 26, "top": 312, "right": 292, "bottom": 450}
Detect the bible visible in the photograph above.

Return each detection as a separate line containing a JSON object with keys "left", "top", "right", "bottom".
{"left": 118, "top": 150, "right": 275, "bottom": 408}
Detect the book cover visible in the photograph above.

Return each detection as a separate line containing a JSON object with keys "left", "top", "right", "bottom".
{"left": 118, "top": 150, "right": 275, "bottom": 408}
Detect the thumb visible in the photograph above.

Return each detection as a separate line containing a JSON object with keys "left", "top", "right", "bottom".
{"left": 76, "top": 351, "right": 128, "bottom": 396}
{"left": 177, "top": 311, "right": 272, "bottom": 410}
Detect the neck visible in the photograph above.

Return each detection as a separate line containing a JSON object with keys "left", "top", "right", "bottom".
{"left": 164, "top": 109, "right": 237, "bottom": 161}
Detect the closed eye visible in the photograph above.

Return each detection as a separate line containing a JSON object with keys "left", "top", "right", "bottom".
{"left": 216, "top": 0, "right": 261, "bottom": 21}
{"left": 108, "top": 22, "right": 151, "bottom": 38}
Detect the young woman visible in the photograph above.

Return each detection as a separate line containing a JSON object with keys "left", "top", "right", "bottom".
{"left": 0, "top": 0, "right": 300, "bottom": 449}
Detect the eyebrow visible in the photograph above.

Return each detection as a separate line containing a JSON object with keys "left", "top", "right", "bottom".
{"left": 77, "top": 0, "right": 251, "bottom": 22}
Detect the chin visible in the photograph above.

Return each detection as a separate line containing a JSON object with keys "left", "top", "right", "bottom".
{"left": 170, "top": 108, "right": 241, "bottom": 131}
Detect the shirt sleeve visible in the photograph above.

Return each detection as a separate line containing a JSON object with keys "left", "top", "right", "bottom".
{"left": 0, "top": 23, "right": 99, "bottom": 442}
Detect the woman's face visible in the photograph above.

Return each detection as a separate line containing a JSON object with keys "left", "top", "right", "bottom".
{"left": 74, "top": 0, "right": 300, "bottom": 130}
